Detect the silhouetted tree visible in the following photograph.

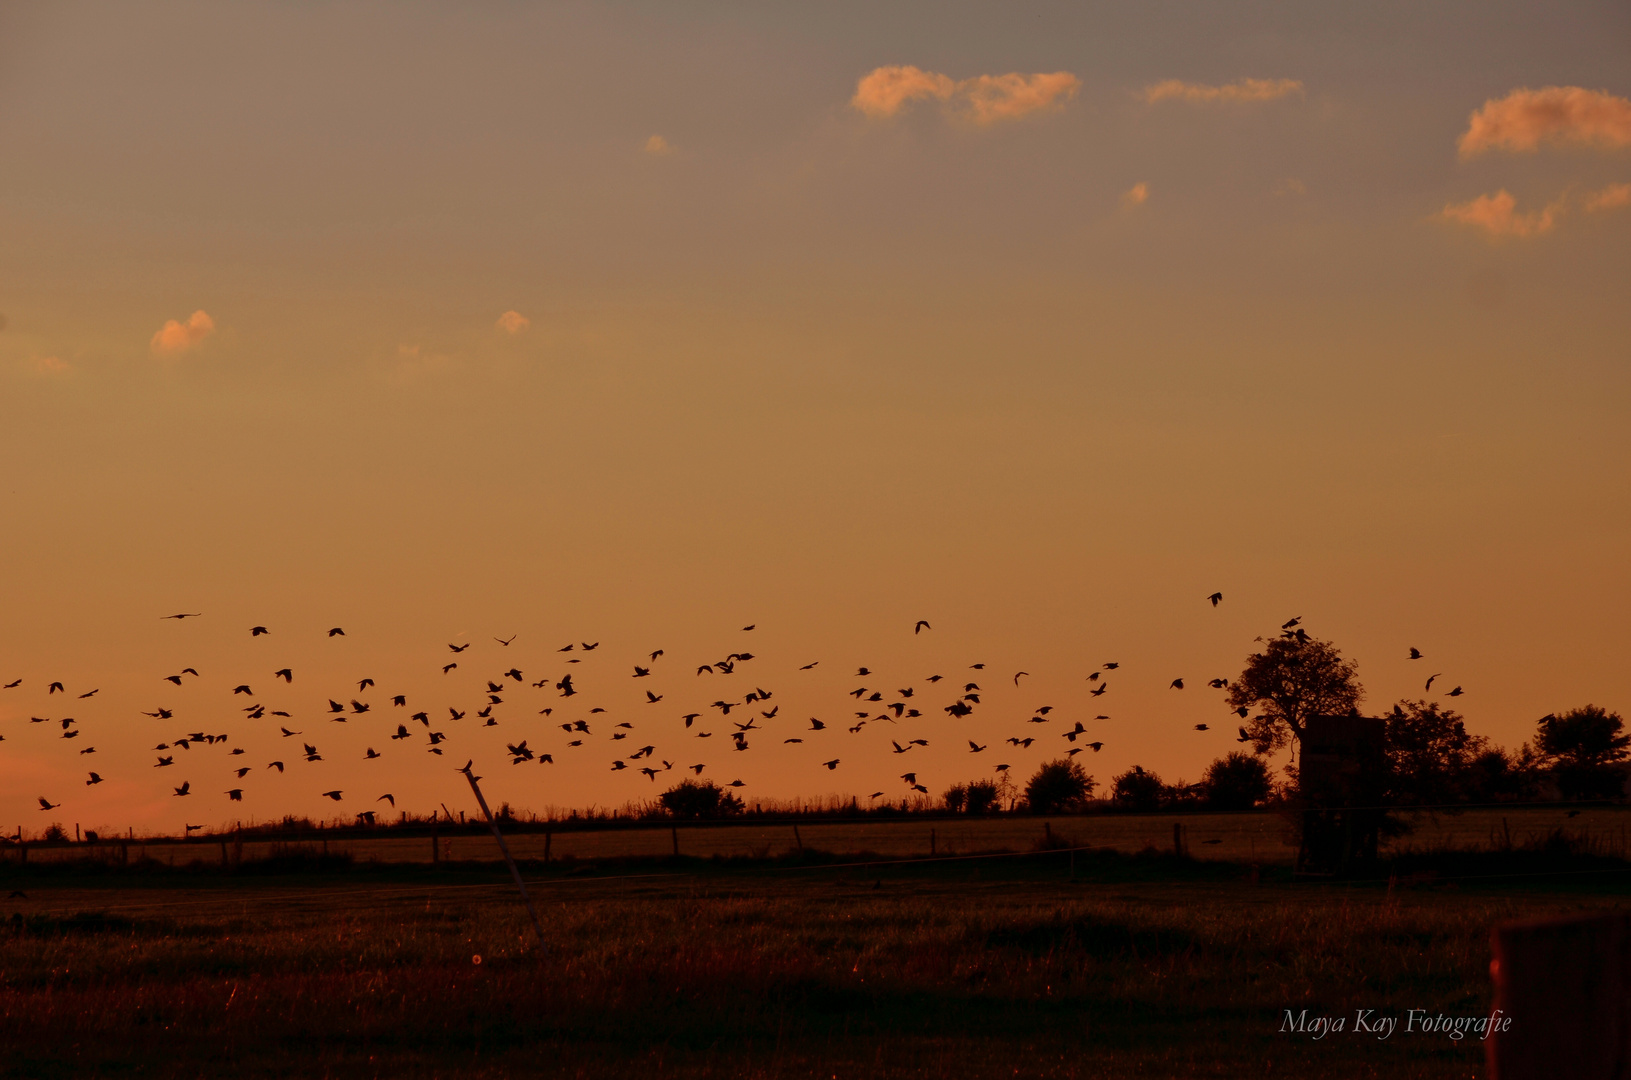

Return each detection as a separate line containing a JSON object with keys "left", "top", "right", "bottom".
{"left": 1462, "top": 745, "right": 1543, "bottom": 803}
{"left": 1202, "top": 752, "right": 1272, "bottom": 810}
{"left": 1226, "top": 634, "right": 1363, "bottom": 755}
{"left": 1536, "top": 705, "right": 1630, "bottom": 800}
{"left": 1110, "top": 766, "right": 1164, "bottom": 812}
{"left": 659, "top": 779, "right": 745, "bottom": 819}
{"left": 1024, "top": 759, "right": 1094, "bottom": 813}
{"left": 1384, "top": 700, "right": 1488, "bottom": 805}
{"left": 964, "top": 779, "right": 1001, "bottom": 815}
{"left": 942, "top": 784, "right": 967, "bottom": 813}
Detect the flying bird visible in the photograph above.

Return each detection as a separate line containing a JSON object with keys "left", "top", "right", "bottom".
{"left": 328, "top": 627, "right": 345, "bottom": 637}
{"left": 320, "top": 790, "right": 343, "bottom": 801}
{"left": 78, "top": 689, "right": 99, "bottom": 699}
{"left": 273, "top": 668, "right": 293, "bottom": 682}
{"left": 86, "top": 772, "right": 103, "bottom": 785}
{"left": 1170, "top": 678, "right": 1185, "bottom": 690}
{"left": 914, "top": 620, "right": 931, "bottom": 634}
{"left": 173, "top": 782, "right": 190, "bottom": 796}
{"left": 1194, "top": 724, "right": 1209, "bottom": 731}
{"left": 822, "top": 759, "right": 840, "bottom": 770}
{"left": 1425, "top": 673, "right": 1441, "bottom": 692}
{"left": 1408, "top": 648, "right": 1422, "bottom": 660}
{"left": 48, "top": 682, "right": 64, "bottom": 694}
{"left": 969, "top": 741, "right": 986, "bottom": 753}
{"left": 162, "top": 613, "right": 202, "bottom": 620}
{"left": 378, "top": 794, "right": 395, "bottom": 806}
{"left": 268, "top": 761, "right": 284, "bottom": 772}
{"left": 38, "top": 797, "right": 59, "bottom": 810}
{"left": 3, "top": 679, "right": 19, "bottom": 688}
{"left": 226, "top": 789, "right": 243, "bottom": 801}
{"left": 495, "top": 634, "right": 517, "bottom": 646}
{"left": 1013, "top": 672, "right": 1028, "bottom": 685}
{"left": 800, "top": 662, "right": 819, "bottom": 670}
{"left": 449, "top": 643, "right": 470, "bottom": 653}
{"left": 1208, "top": 592, "right": 1223, "bottom": 606}
{"left": 1447, "top": 686, "right": 1465, "bottom": 697}
{"left": 250, "top": 626, "right": 269, "bottom": 636}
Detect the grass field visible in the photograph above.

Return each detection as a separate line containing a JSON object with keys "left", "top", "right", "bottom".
{"left": 5, "top": 830, "right": 1631, "bottom": 1078}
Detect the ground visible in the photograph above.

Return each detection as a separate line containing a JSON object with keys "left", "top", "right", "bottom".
{"left": 4, "top": 832, "right": 1625, "bottom": 1078}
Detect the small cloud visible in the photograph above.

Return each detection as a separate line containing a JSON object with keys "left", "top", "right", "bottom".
{"left": 644, "top": 135, "right": 674, "bottom": 156}
{"left": 1274, "top": 177, "right": 1307, "bottom": 197}
{"left": 851, "top": 65, "right": 956, "bottom": 118}
{"left": 1583, "top": 181, "right": 1631, "bottom": 212}
{"left": 1141, "top": 77, "right": 1304, "bottom": 105}
{"left": 956, "top": 72, "right": 1080, "bottom": 124}
{"left": 1438, "top": 189, "right": 1562, "bottom": 238}
{"left": 1121, "top": 181, "right": 1149, "bottom": 209}
{"left": 851, "top": 66, "right": 1078, "bottom": 124}
{"left": 30, "top": 355, "right": 69, "bottom": 374}
{"left": 1458, "top": 87, "right": 1631, "bottom": 157}
{"left": 150, "top": 310, "right": 215, "bottom": 354}
{"left": 496, "top": 310, "right": 530, "bottom": 335}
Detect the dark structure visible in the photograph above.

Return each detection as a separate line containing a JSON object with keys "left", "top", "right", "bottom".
{"left": 1295, "top": 714, "right": 1386, "bottom": 876}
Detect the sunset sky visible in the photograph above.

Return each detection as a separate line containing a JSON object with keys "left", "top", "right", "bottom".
{"left": 2, "top": 2, "right": 1628, "bottom": 833}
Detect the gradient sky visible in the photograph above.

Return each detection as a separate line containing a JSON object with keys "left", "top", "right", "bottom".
{"left": 2, "top": 2, "right": 1628, "bottom": 833}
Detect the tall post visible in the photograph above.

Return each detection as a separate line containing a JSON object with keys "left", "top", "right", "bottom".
{"left": 459, "top": 761, "right": 545, "bottom": 947}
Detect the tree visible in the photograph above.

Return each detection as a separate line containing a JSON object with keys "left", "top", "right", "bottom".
{"left": 1024, "top": 759, "right": 1094, "bottom": 814}
{"left": 942, "top": 784, "right": 967, "bottom": 813}
{"left": 1226, "top": 634, "right": 1363, "bottom": 755}
{"left": 1201, "top": 752, "right": 1272, "bottom": 810}
{"left": 1110, "top": 766, "right": 1164, "bottom": 812}
{"left": 1384, "top": 700, "right": 1488, "bottom": 805}
{"left": 1535, "top": 705, "right": 1630, "bottom": 800}
{"left": 659, "top": 779, "right": 745, "bottom": 819}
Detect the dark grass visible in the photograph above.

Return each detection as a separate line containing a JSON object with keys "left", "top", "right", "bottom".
{"left": 2, "top": 849, "right": 1628, "bottom": 1078}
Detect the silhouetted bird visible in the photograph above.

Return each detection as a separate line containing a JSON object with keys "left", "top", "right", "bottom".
{"left": 86, "top": 772, "right": 103, "bottom": 785}
{"left": 162, "top": 613, "right": 202, "bottom": 620}
{"left": 449, "top": 643, "right": 470, "bottom": 653}
{"left": 914, "top": 620, "right": 931, "bottom": 634}
{"left": 1208, "top": 592, "right": 1223, "bottom": 606}
{"left": 48, "top": 682, "right": 64, "bottom": 694}
{"left": 1425, "top": 673, "right": 1441, "bottom": 691}
{"left": 251, "top": 626, "right": 269, "bottom": 636}
{"left": 320, "top": 790, "right": 343, "bottom": 801}
{"left": 496, "top": 634, "right": 517, "bottom": 646}
{"left": 173, "top": 782, "right": 190, "bottom": 796}
{"left": 1447, "top": 686, "right": 1464, "bottom": 697}
{"left": 328, "top": 627, "right": 345, "bottom": 637}
{"left": 1408, "top": 648, "right": 1422, "bottom": 660}
{"left": 1237, "top": 727, "right": 1252, "bottom": 743}
{"left": 37, "top": 797, "right": 58, "bottom": 810}
{"left": 227, "top": 789, "right": 243, "bottom": 801}
{"left": 378, "top": 794, "right": 395, "bottom": 806}
{"left": 364, "top": 748, "right": 380, "bottom": 759}
{"left": 969, "top": 740, "right": 986, "bottom": 752}
{"left": 1194, "top": 724, "right": 1209, "bottom": 731}
{"left": 1170, "top": 678, "right": 1185, "bottom": 690}
{"left": 268, "top": 761, "right": 284, "bottom": 772}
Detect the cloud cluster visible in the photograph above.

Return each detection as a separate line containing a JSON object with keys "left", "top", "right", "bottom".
{"left": 851, "top": 65, "right": 1079, "bottom": 124}
{"left": 644, "top": 135, "right": 674, "bottom": 156}
{"left": 150, "top": 310, "right": 215, "bottom": 354}
{"left": 496, "top": 310, "right": 530, "bottom": 335}
{"left": 1141, "top": 77, "right": 1303, "bottom": 105}
{"left": 1121, "top": 181, "right": 1149, "bottom": 209}
{"left": 1458, "top": 87, "right": 1631, "bottom": 157}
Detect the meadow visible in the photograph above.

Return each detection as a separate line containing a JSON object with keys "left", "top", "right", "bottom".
{"left": 5, "top": 811, "right": 1631, "bottom": 1078}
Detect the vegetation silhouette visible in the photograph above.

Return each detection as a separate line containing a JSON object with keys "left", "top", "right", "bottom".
{"left": 1201, "top": 752, "right": 1272, "bottom": 810}
{"left": 1023, "top": 759, "right": 1094, "bottom": 813}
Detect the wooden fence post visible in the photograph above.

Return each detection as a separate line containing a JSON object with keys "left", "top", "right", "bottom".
{"left": 793, "top": 825, "right": 803, "bottom": 853}
{"left": 671, "top": 825, "right": 679, "bottom": 857}
{"left": 1488, "top": 912, "right": 1629, "bottom": 1079}
{"left": 459, "top": 762, "right": 545, "bottom": 948}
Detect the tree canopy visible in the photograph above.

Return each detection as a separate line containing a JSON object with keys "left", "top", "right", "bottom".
{"left": 1384, "top": 700, "right": 1488, "bottom": 805}
{"left": 1110, "top": 766, "right": 1164, "bottom": 812}
{"left": 1226, "top": 634, "right": 1363, "bottom": 754}
{"left": 1024, "top": 759, "right": 1095, "bottom": 814}
{"left": 659, "top": 779, "right": 745, "bottom": 819}
{"left": 1535, "top": 705, "right": 1630, "bottom": 800}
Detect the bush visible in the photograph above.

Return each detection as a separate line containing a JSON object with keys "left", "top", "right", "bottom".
{"left": 965, "top": 780, "right": 1001, "bottom": 815}
{"left": 1111, "top": 766, "right": 1163, "bottom": 812}
{"left": 1202, "top": 752, "right": 1272, "bottom": 810}
{"left": 942, "top": 784, "right": 967, "bottom": 813}
{"left": 658, "top": 780, "right": 745, "bottom": 820}
{"left": 1023, "top": 760, "right": 1094, "bottom": 814}
{"left": 41, "top": 823, "right": 68, "bottom": 843}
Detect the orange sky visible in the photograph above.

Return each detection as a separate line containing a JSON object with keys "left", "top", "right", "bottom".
{"left": 2, "top": 3, "right": 1628, "bottom": 833}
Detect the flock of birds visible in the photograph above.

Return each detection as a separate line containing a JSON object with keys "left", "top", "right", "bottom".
{"left": 4, "top": 595, "right": 1466, "bottom": 827}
